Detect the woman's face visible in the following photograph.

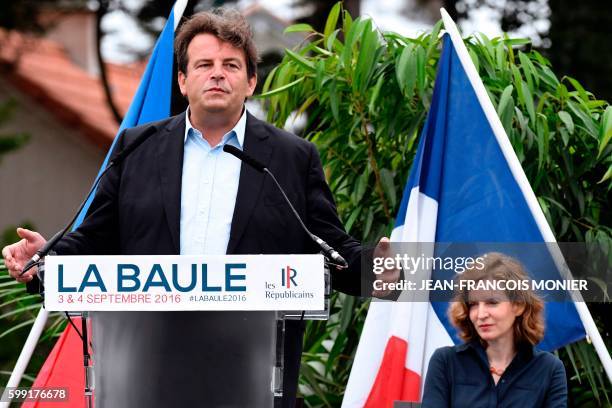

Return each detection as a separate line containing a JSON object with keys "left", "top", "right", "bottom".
{"left": 468, "top": 289, "right": 525, "bottom": 343}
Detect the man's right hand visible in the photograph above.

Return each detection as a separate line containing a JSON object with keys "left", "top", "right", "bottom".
{"left": 1, "top": 228, "right": 47, "bottom": 283}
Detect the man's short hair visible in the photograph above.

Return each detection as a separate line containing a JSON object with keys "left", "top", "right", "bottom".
{"left": 174, "top": 8, "right": 258, "bottom": 78}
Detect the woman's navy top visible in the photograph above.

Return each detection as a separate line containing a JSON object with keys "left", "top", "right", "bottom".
{"left": 422, "top": 341, "right": 567, "bottom": 408}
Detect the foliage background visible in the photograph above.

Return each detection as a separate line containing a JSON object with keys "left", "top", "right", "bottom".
{"left": 260, "top": 3, "right": 611, "bottom": 406}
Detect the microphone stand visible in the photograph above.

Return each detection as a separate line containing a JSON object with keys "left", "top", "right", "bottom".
{"left": 38, "top": 261, "right": 95, "bottom": 408}
{"left": 81, "top": 312, "right": 94, "bottom": 408}
{"left": 222, "top": 145, "right": 349, "bottom": 269}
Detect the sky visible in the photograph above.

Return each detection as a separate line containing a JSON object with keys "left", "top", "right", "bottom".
{"left": 101, "top": 0, "right": 550, "bottom": 63}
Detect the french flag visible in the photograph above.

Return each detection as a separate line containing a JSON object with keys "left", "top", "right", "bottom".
{"left": 342, "top": 10, "right": 606, "bottom": 407}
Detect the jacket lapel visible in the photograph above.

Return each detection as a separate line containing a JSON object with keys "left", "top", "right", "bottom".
{"left": 227, "top": 113, "right": 273, "bottom": 254}
{"left": 156, "top": 113, "right": 185, "bottom": 254}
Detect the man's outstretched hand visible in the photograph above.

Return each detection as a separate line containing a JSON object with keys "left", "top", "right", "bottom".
{"left": 372, "top": 237, "right": 400, "bottom": 298}
{"left": 1, "top": 228, "right": 46, "bottom": 283}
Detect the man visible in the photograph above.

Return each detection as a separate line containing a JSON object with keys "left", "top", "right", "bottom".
{"left": 3, "top": 8, "right": 397, "bottom": 407}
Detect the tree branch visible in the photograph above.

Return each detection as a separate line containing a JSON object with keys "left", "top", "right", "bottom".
{"left": 96, "top": 0, "right": 123, "bottom": 125}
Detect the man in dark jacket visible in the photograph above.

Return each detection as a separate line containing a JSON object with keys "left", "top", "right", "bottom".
{"left": 3, "top": 8, "right": 397, "bottom": 407}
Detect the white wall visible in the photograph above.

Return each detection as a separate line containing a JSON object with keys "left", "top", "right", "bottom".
{"left": 0, "top": 78, "right": 106, "bottom": 238}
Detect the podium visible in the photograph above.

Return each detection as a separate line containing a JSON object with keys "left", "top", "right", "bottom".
{"left": 42, "top": 254, "right": 330, "bottom": 408}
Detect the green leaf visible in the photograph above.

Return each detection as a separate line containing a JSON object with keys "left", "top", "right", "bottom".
{"left": 560, "top": 128, "right": 570, "bottom": 147}
{"left": 284, "top": 23, "right": 314, "bottom": 34}
{"left": 368, "top": 73, "right": 385, "bottom": 112}
{"left": 344, "top": 206, "right": 362, "bottom": 232}
{"left": 566, "top": 76, "right": 589, "bottom": 101}
{"left": 468, "top": 48, "right": 480, "bottom": 73}
{"left": 325, "top": 330, "right": 347, "bottom": 374}
{"left": 0, "top": 317, "right": 37, "bottom": 338}
{"left": 0, "top": 303, "right": 40, "bottom": 320}
{"left": 354, "top": 171, "right": 369, "bottom": 203}
{"left": 505, "top": 38, "right": 531, "bottom": 46}
{"left": 497, "top": 85, "right": 514, "bottom": 133}
{"left": 339, "top": 295, "right": 356, "bottom": 332}
{"left": 479, "top": 33, "right": 495, "bottom": 66}
{"left": 396, "top": 44, "right": 416, "bottom": 96}
{"left": 284, "top": 48, "right": 316, "bottom": 71}
{"left": 363, "top": 208, "right": 374, "bottom": 240}
{"left": 312, "top": 45, "right": 333, "bottom": 56}
{"left": 342, "top": 9, "right": 353, "bottom": 35}
{"left": 416, "top": 47, "right": 426, "bottom": 96}
{"left": 535, "top": 113, "right": 550, "bottom": 171}
{"left": 522, "top": 81, "right": 536, "bottom": 125}
{"left": 598, "top": 165, "right": 612, "bottom": 184}
{"left": 537, "top": 196, "right": 551, "bottom": 224}
{"left": 564, "top": 344, "right": 581, "bottom": 382}
{"left": 315, "top": 59, "right": 325, "bottom": 91}
{"left": 324, "top": 2, "right": 341, "bottom": 39}
{"left": 0, "top": 371, "right": 36, "bottom": 383}
{"left": 0, "top": 280, "right": 20, "bottom": 289}
{"left": 261, "top": 65, "right": 279, "bottom": 94}
{"left": 497, "top": 85, "right": 514, "bottom": 116}
{"left": 355, "top": 20, "right": 379, "bottom": 93}
{"left": 329, "top": 80, "right": 340, "bottom": 122}
{"left": 503, "top": 33, "right": 515, "bottom": 64}
{"left": 0, "top": 294, "right": 39, "bottom": 309}
{"left": 379, "top": 168, "right": 396, "bottom": 208}
{"left": 568, "top": 100, "right": 599, "bottom": 137}
{"left": 599, "top": 106, "right": 612, "bottom": 158}
{"left": 326, "top": 29, "right": 340, "bottom": 51}
{"left": 518, "top": 51, "right": 538, "bottom": 89}
{"left": 425, "top": 20, "right": 443, "bottom": 59}
{"left": 558, "top": 111, "right": 575, "bottom": 134}
{"left": 495, "top": 42, "right": 505, "bottom": 70}
{"left": 296, "top": 94, "right": 318, "bottom": 119}
{"left": 256, "top": 77, "right": 305, "bottom": 98}
{"left": 539, "top": 65, "right": 560, "bottom": 88}
{"left": 511, "top": 65, "right": 525, "bottom": 106}
{"left": 586, "top": 277, "right": 610, "bottom": 301}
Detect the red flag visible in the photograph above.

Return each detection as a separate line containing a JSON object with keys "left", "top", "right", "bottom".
{"left": 22, "top": 320, "right": 87, "bottom": 408}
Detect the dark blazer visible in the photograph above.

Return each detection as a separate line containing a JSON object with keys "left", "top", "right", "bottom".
{"left": 54, "top": 112, "right": 362, "bottom": 407}
{"left": 422, "top": 341, "right": 568, "bottom": 408}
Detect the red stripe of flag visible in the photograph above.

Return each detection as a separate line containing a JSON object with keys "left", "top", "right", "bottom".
{"left": 22, "top": 319, "right": 89, "bottom": 408}
{"left": 364, "top": 335, "right": 421, "bottom": 407}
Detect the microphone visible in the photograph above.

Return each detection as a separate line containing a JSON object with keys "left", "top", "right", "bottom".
{"left": 223, "top": 145, "right": 266, "bottom": 172}
{"left": 223, "top": 145, "right": 348, "bottom": 268}
{"left": 21, "top": 125, "right": 158, "bottom": 277}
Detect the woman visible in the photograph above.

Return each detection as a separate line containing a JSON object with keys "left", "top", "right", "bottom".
{"left": 422, "top": 252, "right": 567, "bottom": 408}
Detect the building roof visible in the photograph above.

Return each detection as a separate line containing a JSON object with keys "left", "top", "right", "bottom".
{"left": 0, "top": 28, "right": 143, "bottom": 149}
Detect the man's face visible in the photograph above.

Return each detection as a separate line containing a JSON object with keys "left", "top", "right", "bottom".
{"left": 178, "top": 33, "right": 256, "bottom": 119}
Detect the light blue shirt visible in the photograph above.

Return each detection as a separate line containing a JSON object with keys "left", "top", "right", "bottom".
{"left": 179, "top": 108, "right": 246, "bottom": 255}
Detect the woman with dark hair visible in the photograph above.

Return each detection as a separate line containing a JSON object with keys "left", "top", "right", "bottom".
{"left": 422, "top": 252, "right": 567, "bottom": 407}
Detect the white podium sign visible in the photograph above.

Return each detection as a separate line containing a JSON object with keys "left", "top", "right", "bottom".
{"left": 44, "top": 254, "right": 324, "bottom": 311}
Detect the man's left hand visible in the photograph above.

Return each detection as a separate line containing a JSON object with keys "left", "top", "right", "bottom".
{"left": 371, "top": 237, "right": 400, "bottom": 298}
